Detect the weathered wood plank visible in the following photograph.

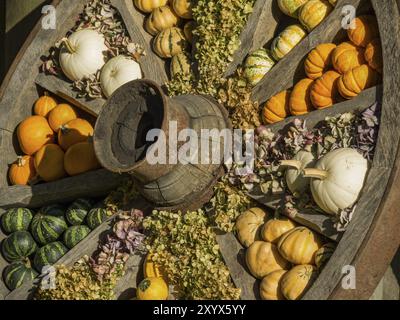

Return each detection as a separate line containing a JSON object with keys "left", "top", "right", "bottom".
{"left": 0, "top": 169, "right": 127, "bottom": 209}
{"left": 111, "top": 0, "right": 168, "bottom": 86}
{"left": 251, "top": 0, "right": 367, "bottom": 104}
{"left": 216, "top": 232, "right": 259, "bottom": 300}
{"left": 35, "top": 73, "right": 105, "bottom": 116}
{"left": 306, "top": 0, "right": 400, "bottom": 300}
{"left": 224, "top": 0, "right": 282, "bottom": 77}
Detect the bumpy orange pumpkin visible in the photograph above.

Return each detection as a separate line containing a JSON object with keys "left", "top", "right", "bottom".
{"left": 310, "top": 70, "right": 341, "bottom": 109}
{"left": 332, "top": 42, "right": 365, "bottom": 74}
{"left": 289, "top": 78, "right": 315, "bottom": 116}
{"left": 172, "top": 0, "right": 192, "bottom": 19}
{"left": 64, "top": 141, "right": 101, "bottom": 176}
{"left": 48, "top": 104, "right": 78, "bottom": 132}
{"left": 34, "top": 144, "right": 66, "bottom": 182}
{"left": 34, "top": 93, "right": 57, "bottom": 117}
{"left": 17, "top": 116, "right": 55, "bottom": 155}
{"left": 262, "top": 90, "right": 291, "bottom": 124}
{"left": 365, "top": 38, "right": 383, "bottom": 74}
{"left": 8, "top": 156, "right": 36, "bottom": 186}
{"left": 58, "top": 118, "right": 94, "bottom": 151}
{"left": 348, "top": 15, "right": 379, "bottom": 48}
{"left": 338, "top": 64, "right": 380, "bottom": 99}
{"left": 304, "top": 43, "right": 336, "bottom": 79}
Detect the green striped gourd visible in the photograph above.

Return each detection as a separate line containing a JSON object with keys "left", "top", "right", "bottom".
{"left": 153, "top": 27, "right": 187, "bottom": 58}
{"left": 170, "top": 52, "right": 191, "bottom": 78}
{"left": 2, "top": 231, "right": 38, "bottom": 262}
{"left": 86, "top": 208, "right": 108, "bottom": 230}
{"left": 63, "top": 225, "right": 91, "bottom": 249}
{"left": 3, "top": 261, "right": 38, "bottom": 290}
{"left": 278, "top": 0, "right": 310, "bottom": 18}
{"left": 65, "top": 198, "right": 93, "bottom": 226}
{"left": 1, "top": 208, "right": 33, "bottom": 234}
{"left": 31, "top": 214, "right": 68, "bottom": 245}
{"left": 38, "top": 204, "right": 66, "bottom": 218}
{"left": 34, "top": 241, "right": 68, "bottom": 272}
{"left": 243, "top": 49, "right": 275, "bottom": 87}
{"left": 271, "top": 24, "right": 307, "bottom": 61}
{"left": 315, "top": 243, "right": 336, "bottom": 269}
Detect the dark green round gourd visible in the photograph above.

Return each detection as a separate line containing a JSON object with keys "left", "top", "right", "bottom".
{"left": 38, "top": 204, "right": 66, "bottom": 218}
{"left": 2, "top": 231, "right": 38, "bottom": 262}
{"left": 3, "top": 261, "right": 38, "bottom": 290}
{"left": 63, "top": 225, "right": 91, "bottom": 249}
{"left": 34, "top": 241, "right": 68, "bottom": 272}
{"left": 86, "top": 208, "right": 108, "bottom": 230}
{"left": 1, "top": 208, "right": 33, "bottom": 234}
{"left": 65, "top": 198, "right": 93, "bottom": 226}
{"left": 31, "top": 214, "right": 68, "bottom": 245}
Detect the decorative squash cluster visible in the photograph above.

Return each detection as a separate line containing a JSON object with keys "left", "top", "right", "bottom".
{"left": 134, "top": 0, "right": 194, "bottom": 79}
{"left": 262, "top": 15, "right": 382, "bottom": 125}
{"left": 10, "top": 94, "right": 101, "bottom": 185}
{"left": 236, "top": 207, "right": 336, "bottom": 300}
{"left": 242, "top": 0, "right": 336, "bottom": 89}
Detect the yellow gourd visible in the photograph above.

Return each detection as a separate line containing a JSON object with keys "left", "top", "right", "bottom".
{"left": 277, "top": 227, "right": 322, "bottom": 265}
{"left": 246, "top": 241, "right": 290, "bottom": 279}
{"left": 134, "top": 0, "right": 168, "bottom": 13}
{"left": 261, "top": 218, "right": 296, "bottom": 244}
{"left": 260, "top": 270, "right": 287, "bottom": 300}
{"left": 281, "top": 265, "right": 318, "bottom": 300}
{"left": 137, "top": 277, "right": 169, "bottom": 300}
{"left": 145, "top": 6, "right": 180, "bottom": 36}
{"left": 299, "top": 0, "right": 333, "bottom": 32}
{"left": 235, "top": 208, "right": 269, "bottom": 248}
{"left": 271, "top": 25, "right": 307, "bottom": 61}
{"left": 153, "top": 27, "right": 187, "bottom": 58}
{"left": 172, "top": 0, "right": 193, "bottom": 19}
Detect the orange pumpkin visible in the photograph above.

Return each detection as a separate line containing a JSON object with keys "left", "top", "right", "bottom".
{"left": 332, "top": 42, "right": 365, "bottom": 74}
{"left": 365, "top": 39, "right": 383, "bottom": 74}
{"left": 310, "top": 70, "right": 341, "bottom": 109}
{"left": 58, "top": 118, "right": 94, "bottom": 151}
{"left": 33, "top": 93, "right": 57, "bottom": 117}
{"left": 289, "top": 78, "right": 315, "bottom": 116}
{"left": 34, "top": 144, "right": 66, "bottom": 182}
{"left": 17, "top": 116, "right": 55, "bottom": 155}
{"left": 8, "top": 156, "right": 36, "bottom": 186}
{"left": 262, "top": 90, "right": 291, "bottom": 124}
{"left": 64, "top": 141, "right": 101, "bottom": 176}
{"left": 304, "top": 43, "right": 336, "bottom": 79}
{"left": 338, "top": 64, "right": 380, "bottom": 99}
{"left": 48, "top": 104, "right": 78, "bottom": 132}
{"left": 348, "top": 15, "right": 379, "bottom": 48}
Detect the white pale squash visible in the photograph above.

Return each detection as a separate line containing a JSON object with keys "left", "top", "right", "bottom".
{"left": 59, "top": 29, "right": 107, "bottom": 82}
{"left": 100, "top": 55, "right": 143, "bottom": 98}
{"left": 243, "top": 48, "right": 275, "bottom": 87}
{"left": 303, "top": 148, "right": 369, "bottom": 215}
{"left": 281, "top": 150, "right": 316, "bottom": 197}
{"left": 271, "top": 25, "right": 307, "bottom": 61}
{"left": 278, "top": 0, "right": 310, "bottom": 18}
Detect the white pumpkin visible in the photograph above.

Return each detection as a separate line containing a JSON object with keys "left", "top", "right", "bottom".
{"left": 281, "top": 150, "right": 316, "bottom": 197}
{"left": 59, "top": 29, "right": 107, "bottom": 82}
{"left": 303, "top": 148, "right": 369, "bottom": 215}
{"left": 100, "top": 56, "right": 143, "bottom": 98}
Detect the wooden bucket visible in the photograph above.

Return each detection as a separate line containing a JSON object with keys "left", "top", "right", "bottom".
{"left": 94, "top": 80, "right": 232, "bottom": 210}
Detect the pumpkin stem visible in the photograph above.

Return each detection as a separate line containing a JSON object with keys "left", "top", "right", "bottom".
{"left": 16, "top": 156, "right": 26, "bottom": 167}
{"left": 303, "top": 168, "right": 329, "bottom": 180}
{"left": 61, "top": 38, "right": 76, "bottom": 54}
{"left": 280, "top": 160, "right": 302, "bottom": 171}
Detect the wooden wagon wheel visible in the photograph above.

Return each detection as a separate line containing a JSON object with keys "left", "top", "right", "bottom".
{"left": 0, "top": 0, "right": 399, "bottom": 300}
